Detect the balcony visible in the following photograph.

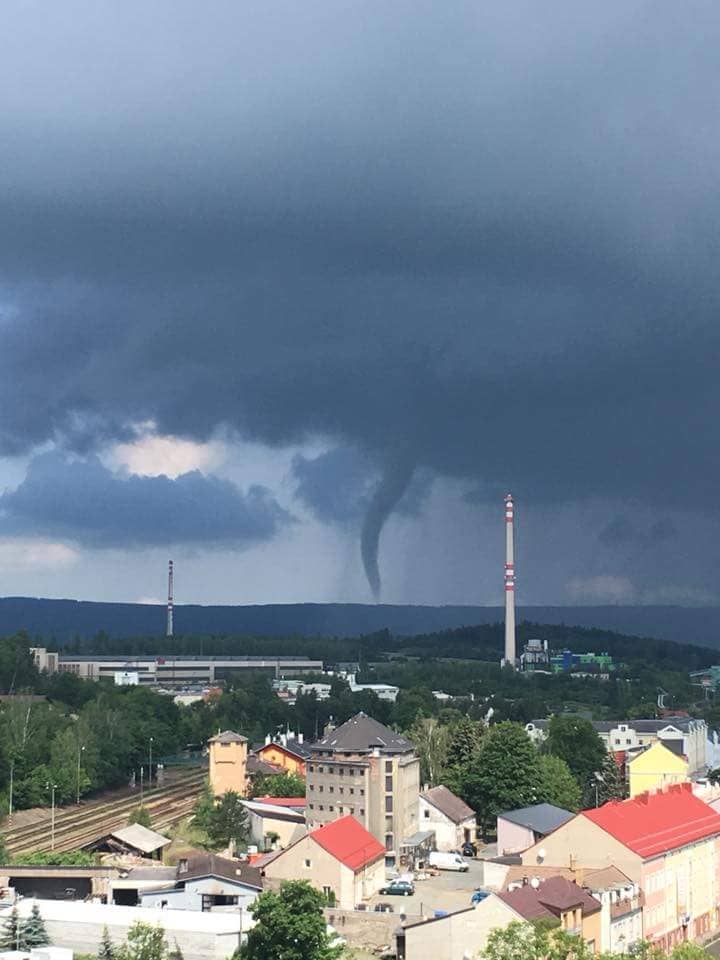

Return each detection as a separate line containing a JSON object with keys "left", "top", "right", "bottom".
{"left": 610, "top": 892, "right": 644, "bottom": 919}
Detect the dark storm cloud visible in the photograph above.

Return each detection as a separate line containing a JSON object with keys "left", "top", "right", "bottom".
{"left": 291, "top": 447, "right": 431, "bottom": 525}
{"left": 0, "top": 454, "right": 290, "bottom": 548}
{"left": 598, "top": 516, "right": 679, "bottom": 548}
{"left": 1, "top": 1, "right": 720, "bottom": 589}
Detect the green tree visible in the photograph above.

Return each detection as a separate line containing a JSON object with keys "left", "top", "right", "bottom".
{"left": 244, "top": 881, "right": 344, "bottom": 960}
{"left": 589, "top": 752, "right": 627, "bottom": 808}
{"left": 408, "top": 717, "right": 449, "bottom": 787}
{"left": 445, "top": 715, "right": 484, "bottom": 769}
{"left": 99, "top": 925, "right": 115, "bottom": 960}
{"left": 128, "top": 805, "right": 152, "bottom": 828}
{"left": 482, "top": 920, "right": 594, "bottom": 960}
{"left": 116, "top": 922, "right": 169, "bottom": 960}
{"left": 22, "top": 903, "right": 50, "bottom": 948}
{"left": 251, "top": 772, "right": 306, "bottom": 798}
{"left": 206, "top": 791, "right": 249, "bottom": 849}
{"left": 192, "top": 779, "right": 215, "bottom": 831}
{"left": 460, "top": 722, "right": 541, "bottom": 835}
{"left": 536, "top": 754, "right": 581, "bottom": 812}
{"left": 0, "top": 906, "right": 22, "bottom": 950}
{"left": 545, "top": 716, "right": 606, "bottom": 793}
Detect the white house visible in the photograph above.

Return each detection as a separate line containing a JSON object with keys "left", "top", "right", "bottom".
{"left": 419, "top": 786, "right": 476, "bottom": 851}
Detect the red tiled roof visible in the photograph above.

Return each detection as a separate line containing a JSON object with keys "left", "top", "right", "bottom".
{"left": 498, "top": 876, "right": 601, "bottom": 920}
{"left": 583, "top": 783, "right": 720, "bottom": 859}
{"left": 310, "top": 815, "right": 386, "bottom": 872}
{"left": 254, "top": 796, "right": 306, "bottom": 808}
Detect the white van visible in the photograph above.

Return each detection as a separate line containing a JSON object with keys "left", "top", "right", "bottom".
{"left": 428, "top": 851, "right": 469, "bottom": 872}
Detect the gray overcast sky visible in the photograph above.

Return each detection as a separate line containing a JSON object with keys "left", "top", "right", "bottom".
{"left": 1, "top": 0, "right": 719, "bottom": 606}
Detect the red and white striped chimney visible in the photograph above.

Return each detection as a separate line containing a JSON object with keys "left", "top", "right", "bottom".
{"left": 504, "top": 494, "right": 516, "bottom": 667}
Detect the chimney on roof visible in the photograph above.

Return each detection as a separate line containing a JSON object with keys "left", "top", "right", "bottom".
{"left": 265, "top": 734, "right": 271, "bottom": 746}
{"left": 297, "top": 732, "right": 304, "bottom": 744}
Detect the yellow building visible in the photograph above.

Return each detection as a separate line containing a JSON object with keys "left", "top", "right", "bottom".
{"left": 628, "top": 741, "right": 688, "bottom": 798}
{"left": 208, "top": 730, "right": 248, "bottom": 796}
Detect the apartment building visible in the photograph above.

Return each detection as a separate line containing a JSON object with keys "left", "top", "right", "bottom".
{"left": 520, "top": 783, "right": 720, "bottom": 951}
{"left": 305, "top": 712, "right": 419, "bottom": 852}
{"left": 526, "top": 717, "right": 708, "bottom": 776}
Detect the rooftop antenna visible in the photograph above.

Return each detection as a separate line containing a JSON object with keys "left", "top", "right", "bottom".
{"left": 167, "top": 559, "right": 174, "bottom": 639}
{"left": 502, "top": 494, "right": 516, "bottom": 668}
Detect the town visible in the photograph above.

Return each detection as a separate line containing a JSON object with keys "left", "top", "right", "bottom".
{"left": 3, "top": 621, "right": 720, "bottom": 960}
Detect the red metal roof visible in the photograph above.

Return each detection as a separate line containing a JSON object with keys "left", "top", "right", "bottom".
{"left": 310, "top": 815, "right": 386, "bottom": 871}
{"left": 583, "top": 783, "right": 720, "bottom": 859}
{"left": 254, "top": 796, "right": 306, "bottom": 808}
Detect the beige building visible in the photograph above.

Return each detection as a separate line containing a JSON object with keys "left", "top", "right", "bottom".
{"left": 242, "top": 799, "right": 307, "bottom": 851}
{"left": 419, "top": 785, "right": 476, "bottom": 851}
{"left": 397, "top": 894, "right": 520, "bottom": 960}
{"left": 306, "top": 712, "right": 420, "bottom": 852}
{"left": 262, "top": 814, "right": 386, "bottom": 909}
{"left": 208, "top": 730, "right": 248, "bottom": 796}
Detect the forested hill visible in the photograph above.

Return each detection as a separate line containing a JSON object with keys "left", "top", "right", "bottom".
{"left": 2, "top": 596, "right": 720, "bottom": 648}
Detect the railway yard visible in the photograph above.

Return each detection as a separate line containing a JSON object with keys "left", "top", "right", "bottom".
{"left": 4, "top": 768, "right": 205, "bottom": 855}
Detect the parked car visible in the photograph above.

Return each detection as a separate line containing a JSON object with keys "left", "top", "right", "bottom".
{"left": 471, "top": 889, "right": 490, "bottom": 905}
{"left": 461, "top": 841, "right": 477, "bottom": 858}
{"left": 374, "top": 902, "right": 395, "bottom": 912}
{"left": 428, "top": 851, "right": 469, "bottom": 872}
{"left": 379, "top": 880, "right": 415, "bottom": 896}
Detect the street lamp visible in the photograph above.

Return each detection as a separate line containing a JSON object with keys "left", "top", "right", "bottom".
{"left": 140, "top": 765, "right": 145, "bottom": 805}
{"left": 149, "top": 737, "right": 154, "bottom": 787}
{"left": 46, "top": 782, "right": 57, "bottom": 851}
{"left": 77, "top": 744, "right": 86, "bottom": 804}
{"left": 593, "top": 771, "right": 606, "bottom": 808}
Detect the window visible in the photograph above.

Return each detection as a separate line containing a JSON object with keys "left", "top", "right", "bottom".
{"left": 309, "top": 802, "right": 314, "bottom": 809}
{"left": 385, "top": 776, "right": 393, "bottom": 792}
{"left": 329, "top": 805, "right": 334, "bottom": 812}
{"left": 318, "top": 766, "right": 324, "bottom": 774}
{"left": 304, "top": 859, "right": 312, "bottom": 868}
{"left": 385, "top": 761, "right": 393, "bottom": 773}
{"left": 339, "top": 767, "right": 344, "bottom": 776}
{"left": 360, "top": 789, "right": 365, "bottom": 796}
{"left": 319, "top": 785, "right": 324, "bottom": 793}
{"left": 329, "top": 785, "right": 334, "bottom": 793}
{"left": 385, "top": 833, "right": 393, "bottom": 849}
{"left": 360, "top": 808, "right": 365, "bottom": 815}
{"left": 385, "top": 796, "right": 393, "bottom": 813}
{"left": 349, "top": 787, "right": 354, "bottom": 795}
{"left": 308, "top": 764, "right": 314, "bottom": 773}
{"left": 319, "top": 804, "right": 324, "bottom": 811}
{"left": 309, "top": 784, "right": 314, "bottom": 791}
{"left": 423, "top": 808, "right": 430, "bottom": 819}
{"left": 339, "top": 787, "right": 344, "bottom": 794}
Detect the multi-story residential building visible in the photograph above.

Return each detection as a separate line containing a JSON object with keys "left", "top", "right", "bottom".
{"left": 526, "top": 717, "right": 708, "bottom": 776}
{"left": 520, "top": 783, "right": 720, "bottom": 951}
{"left": 305, "top": 712, "right": 419, "bottom": 852}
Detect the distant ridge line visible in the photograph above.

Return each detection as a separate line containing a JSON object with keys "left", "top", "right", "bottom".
{"left": 0, "top": 597, "right": 718, "bottom": 647}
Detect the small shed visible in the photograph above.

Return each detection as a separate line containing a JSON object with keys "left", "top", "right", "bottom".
{"left": 96, "top": 824, "right": 171, "bottom": 859}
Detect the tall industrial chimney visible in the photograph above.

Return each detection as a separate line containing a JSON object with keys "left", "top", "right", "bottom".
{"left": 167, "top": 559, "right": 174, "bottom": 639}
{"left": 503, "top": 494, "right": 516, "bottom": 667}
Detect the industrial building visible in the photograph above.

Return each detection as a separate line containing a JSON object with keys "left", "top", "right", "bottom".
{"left": 30, "top": 647, "right": 324, "bottom": 687}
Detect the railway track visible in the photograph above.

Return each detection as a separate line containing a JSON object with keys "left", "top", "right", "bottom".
{"left": 5, "top": 770, "right": 206, "bottom": 855}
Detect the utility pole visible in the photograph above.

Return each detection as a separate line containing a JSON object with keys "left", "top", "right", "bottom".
{"left": 149, "top": 737, "right": 154, "bottom": 787}
{"left": 140, "top": 766, "right": 145, "bottom": 806}
{"left": 8, "top": 759, "right": 14, "bottom": 823}
{"left": 46, "top": 782, "right": 57, "bottom": 850}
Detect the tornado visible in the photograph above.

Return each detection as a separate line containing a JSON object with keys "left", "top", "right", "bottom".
{"left": 361, "top": 453, "right": 415, "bottom": 600}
